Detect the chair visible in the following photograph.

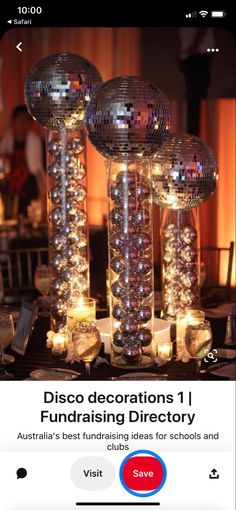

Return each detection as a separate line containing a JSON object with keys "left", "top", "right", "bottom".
{"left": 201, "top": 241, "right": 234, "bottom": 302}
{"left": 0, "top": 246, "right": 48, "bottom": 303}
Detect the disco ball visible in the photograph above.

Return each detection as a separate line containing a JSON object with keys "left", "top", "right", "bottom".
{"left": 25, "top": 53, "right": 102, "bottom": 130}
{"left": 152, "top": 133, "right": 218, "bottom": 209}
{"left": 86, "top": 76, "right": 171, "bottom": 161}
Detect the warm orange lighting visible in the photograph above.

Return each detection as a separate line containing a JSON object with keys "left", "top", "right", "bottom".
{"left": 87, "top": 140, "right": 107, "bottom": 226}
{"left": 201, "top": 99, "right": 236, "bottom": 286}
{"left": 216, "top": 100, "right": 236, "bottom": 285}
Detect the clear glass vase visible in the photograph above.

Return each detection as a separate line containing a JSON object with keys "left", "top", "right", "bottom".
{"left": 160, "top": 208, "right": 201, "bottom": 322}
{"left": 107, "top": 160, "right": 155, "bottom": 368}
{"left": 47, "top": 128, "right": 89, "bottom": 332}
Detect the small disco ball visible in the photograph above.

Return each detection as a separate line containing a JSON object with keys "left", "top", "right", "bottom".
{"left": 86, "top": 76, "right": 171, "bottom": 161}
{"left": 152, "top": 133, "right": 218, "bottom": 209}
{"left": 25, "top": 53, "right": 102, "bottom": 130}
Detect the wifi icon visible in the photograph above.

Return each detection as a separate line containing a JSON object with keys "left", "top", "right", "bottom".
{"left": 199, "top": 10, "right": 208, "bottom": 17}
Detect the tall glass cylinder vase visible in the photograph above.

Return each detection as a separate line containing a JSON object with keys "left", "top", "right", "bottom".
{"left": 47, "top": 128, "right": 89, "bottom": 332}
{"left": 160, "top": 207, "right": 200, "bottom": 322}
{"left": 107, "top": 160, "right": 154, "bottom": 368}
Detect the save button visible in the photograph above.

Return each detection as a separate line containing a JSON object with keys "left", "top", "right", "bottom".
{"left": 120, "top": 450, "right": 167, "bottom": 497}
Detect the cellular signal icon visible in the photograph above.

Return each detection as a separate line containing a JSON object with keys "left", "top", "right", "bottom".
{"left": 186, "top": 12, "right": 197, "bottom": 18}
{"left": 199, "top": 10, "right": 208, "bottom": 17}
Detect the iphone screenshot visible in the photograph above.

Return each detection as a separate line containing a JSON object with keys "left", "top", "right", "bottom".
{"left": 0, "top": 4, "right": 235, "bottom": 509}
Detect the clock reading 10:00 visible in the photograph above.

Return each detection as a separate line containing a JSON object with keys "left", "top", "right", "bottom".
{"left": 17, "top": 6, "right": 42, "bottom": 14}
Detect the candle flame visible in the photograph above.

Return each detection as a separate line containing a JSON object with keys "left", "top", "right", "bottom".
{"left": 77, "top": 296, "right": 85, "bottom": 307}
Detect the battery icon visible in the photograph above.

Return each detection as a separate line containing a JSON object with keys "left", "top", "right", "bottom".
{"left": 211, "top": 10, "right": 226, "bottom": 18}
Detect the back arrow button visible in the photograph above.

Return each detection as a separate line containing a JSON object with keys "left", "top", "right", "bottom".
{"left": 16, "top": 42, "right": 23, "bottom": 52}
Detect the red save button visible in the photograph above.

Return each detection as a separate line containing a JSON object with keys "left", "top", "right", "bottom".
{"left": 122, "top": 455, "right": 164, "bottom": 491}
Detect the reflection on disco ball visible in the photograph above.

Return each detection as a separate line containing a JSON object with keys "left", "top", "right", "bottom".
{"left": 152, "top": 133, "right": 218, "bottom": 209}
{"left": 25, "top": 53, "right": 102, "bottom": 130}
{"left": 86, "top": 76, "right": 171, "bottom": 161}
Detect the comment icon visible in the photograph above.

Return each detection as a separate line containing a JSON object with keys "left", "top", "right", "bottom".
{"left": 16, "top": 468, "right": 27, "bottom": 479}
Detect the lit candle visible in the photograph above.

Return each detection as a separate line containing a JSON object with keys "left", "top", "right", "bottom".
{"left": 176, "top": 310, "right": 205, "bottom": 360}
{"left": 67, "top": 298, "right": 96, "bottom": 362}
{"left": 52, "top": 333, "right": 66, "bottom": 354}
{"left": 68, "top": 306, "right": 91, "bottom": 322}
{"left": 46, "top": 330, "right": 54, "bottom": 348}
{"left": 67, "top": 297, "right": 95, "bottom": 324}
{"left": 67, "top": 297, "right": 96, "bottom": 332}
{"left": 157, "top": 342, "right": 173, "bottom": 362}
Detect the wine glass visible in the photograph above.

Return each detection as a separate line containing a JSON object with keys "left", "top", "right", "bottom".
{"left": 27, "top": 199, "right": 43, "bottom": 229}
{"left": 185, "top": 320, "right": 213, "bottom": 377}
{"left": 72, "top": 323, "right": 101, "bottom": 376}
{"left": 34, "top": 265, "right": 50, "bottom": 297}
{"left": 34, "top": 265, "right": 50, "bottom": 314}
{"left": 0, "top": 314, "right": 15, "bottom": 379}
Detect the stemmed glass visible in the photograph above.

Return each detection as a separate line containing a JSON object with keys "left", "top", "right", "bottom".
{"left": 34, "top": 265, "right": 50, "bottom": 297}
{"left": 72, "top": 323, "right": 101, "bottom": 377}
{"left": 185, "top": 320, "right": 213, "bottom": 377}
{"left": 0, "top": 314, "right": 15, "bottom": 379}
{"left": 34, "top": 265, "right": 50, "bottom": 313}
{"left": 67, "top": 297, "right": 101, "bottom": 376}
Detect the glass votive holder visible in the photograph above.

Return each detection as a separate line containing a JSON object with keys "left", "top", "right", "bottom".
{"left": 157, "top": 341, "right": 173, "bottom": 362}
{"left": 176, "top": 309, "right": 205, "bottom": 361}
{"left": 52, "top": 332, "right": 67, "bottom": 355}
{"left": 46, "top": 330, "right": 54, "bottom": 348}
{"left": 67, "top": 297, "right": 96, "bottom": 361}
{"left": 67, "top": 297, "right": 96, "bottom": 326}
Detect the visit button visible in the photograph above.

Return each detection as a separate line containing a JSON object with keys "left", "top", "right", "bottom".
{"left": 119, "top": 450, "right": 167, "bottom": 497}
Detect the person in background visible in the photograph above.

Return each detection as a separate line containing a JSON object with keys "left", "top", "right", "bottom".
{"left": 0, "top": 105, "right": 46, "bottom": 218}
{"left": 178, "top": 28, "right": 214, "bottom": 135}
